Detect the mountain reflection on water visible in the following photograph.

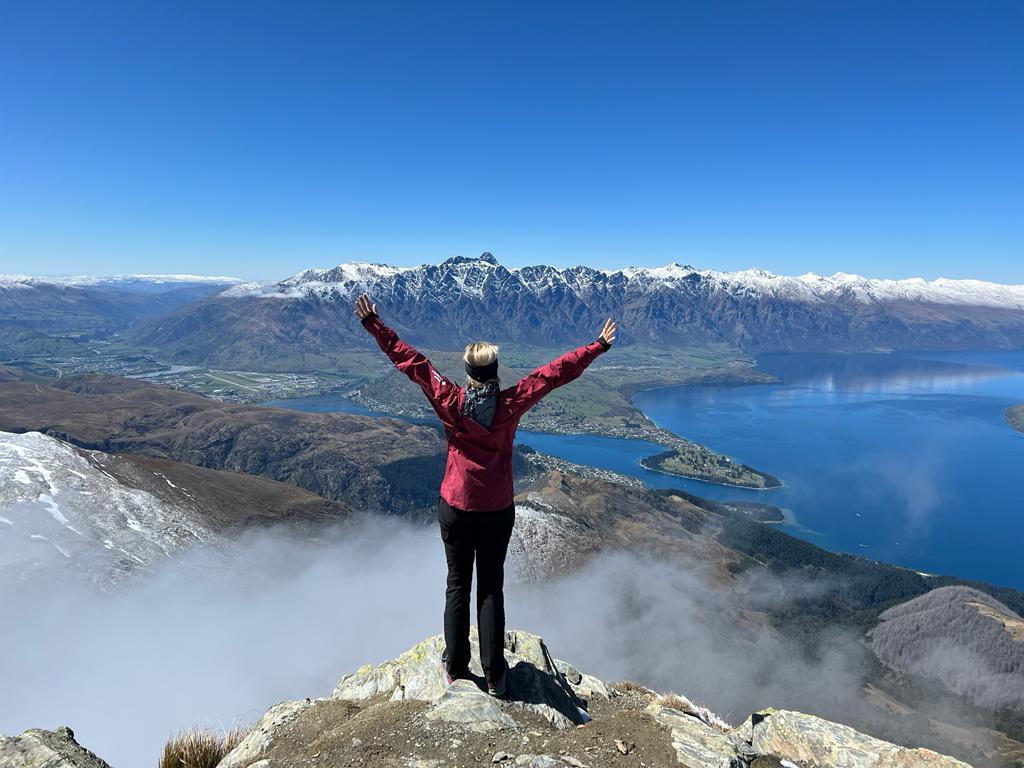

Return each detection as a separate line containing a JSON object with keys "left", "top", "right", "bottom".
{"left": 755, "top": 352, "right": 1021, "bottom": 396}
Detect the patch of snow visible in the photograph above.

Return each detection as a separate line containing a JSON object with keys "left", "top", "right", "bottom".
{"left": 155, "top": 472, "right": 179, "bottom": 489}
{"left": 38, "top": 494, "right": 68, "bottom": 524}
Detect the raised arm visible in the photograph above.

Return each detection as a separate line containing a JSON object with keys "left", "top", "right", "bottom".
{"left": 354, "top": 294, "right": 461, "bottom": 428}
{"left": 504, "top": 317, "right": 617, "bottom": 421}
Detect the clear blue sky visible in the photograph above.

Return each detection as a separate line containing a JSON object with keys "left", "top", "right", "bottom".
{"left": 1, "top": 1, "right": 1021, "bottom": 282}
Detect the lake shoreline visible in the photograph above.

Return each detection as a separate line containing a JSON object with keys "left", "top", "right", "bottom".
{"left": 268, "top": 379, "right": 787, "bottom": 492}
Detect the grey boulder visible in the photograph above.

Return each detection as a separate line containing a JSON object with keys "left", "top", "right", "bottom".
{"left": 0, "top": 727, "right": 112, "bottom": 768}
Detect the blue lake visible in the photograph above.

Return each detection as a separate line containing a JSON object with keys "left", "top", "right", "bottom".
{"left": 267, "top": 350, "right": 1024, "bottom": 590}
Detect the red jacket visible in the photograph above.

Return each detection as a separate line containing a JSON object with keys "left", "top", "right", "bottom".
{"left": 360, "top": 313, "right": 609, "bottom": 511}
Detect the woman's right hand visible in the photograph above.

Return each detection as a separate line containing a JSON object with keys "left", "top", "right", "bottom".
{"left": 598, "top": 317, "right": 617, "bottom": 347}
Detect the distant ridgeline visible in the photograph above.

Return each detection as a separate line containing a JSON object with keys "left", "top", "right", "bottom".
{"left": 76, "top": 254, "right": 1024, "bottom": 367}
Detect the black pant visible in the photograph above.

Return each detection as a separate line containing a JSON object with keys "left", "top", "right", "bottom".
{"left": 437, "top": 496, "right": 516, "bottom": 685}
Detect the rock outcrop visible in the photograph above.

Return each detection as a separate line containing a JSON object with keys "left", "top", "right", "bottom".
{"left": 333, "top": 627, "right": 607, "bottom": 730}
{"left": 736, "top": 709, "right": 972, "bottom": 768}
{"left": 212, "top": 628, "right": 971, "bottom": 768}
{"left": 0, "top": 726, "right": 112, "bottom": 768}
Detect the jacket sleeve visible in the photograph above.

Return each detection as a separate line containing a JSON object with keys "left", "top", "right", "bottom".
{"left": 503, "top": 340, "right": 608, "bottom": 421}
{"left": 360, "top": 313, "right": 461, "bottom": 428}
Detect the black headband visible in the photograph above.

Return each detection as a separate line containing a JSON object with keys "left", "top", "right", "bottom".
{"left": 465, "top": 358, "right": 499, "bottom": 383}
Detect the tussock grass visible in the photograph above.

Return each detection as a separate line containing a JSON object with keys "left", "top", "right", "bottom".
{"left": 654, "top": 692, "right": 692, "bottom": 711}
{"left": 610, "top": 680, "right": 655, "bottom": 698}
{"left": 159, "top": 726, "right": 249, "bottom": 768}
{"left": 654, "top": 691, "right": 732, "bottom": 733}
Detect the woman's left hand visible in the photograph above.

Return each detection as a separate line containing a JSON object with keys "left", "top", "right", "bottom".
{"left": 354, "top": 293, "right": 378, "bottom": 321}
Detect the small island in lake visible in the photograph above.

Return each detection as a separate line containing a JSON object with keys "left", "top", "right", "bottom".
{"left": 1006, "top": 404, "right": 1024, "bottom": 434}
{"left": 640, "top": 444, "right": 782, "bottom": 489}
{"left": 714, "top": 500, "right": 786, "bottom": 522}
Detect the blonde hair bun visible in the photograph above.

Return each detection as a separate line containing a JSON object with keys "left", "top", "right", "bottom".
{"left": 463, "top": 341, "right": 500, "bottom": 388}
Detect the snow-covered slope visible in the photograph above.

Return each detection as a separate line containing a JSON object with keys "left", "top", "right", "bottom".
{"left": 0, "top": 431, "right": 216, "bottom": 590}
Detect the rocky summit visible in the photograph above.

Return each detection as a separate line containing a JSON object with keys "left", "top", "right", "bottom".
{"left": 0, "top": 628, "right": 972, "bottom": 768}
{"left": 0, "top": 726, "right": 111, "bottom": 768}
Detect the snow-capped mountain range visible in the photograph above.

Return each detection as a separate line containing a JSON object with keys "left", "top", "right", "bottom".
{"left": 0, "top": 273, "right": 242, "bottom": 288}
{"left": 132, "top": 252, "right": 1024, "bottom": 364}
{"left": 224, "top": 254, "right": 1024, "bottom": 310}
{"left": 0, "top": 273, "right": 243, "bottom": 339}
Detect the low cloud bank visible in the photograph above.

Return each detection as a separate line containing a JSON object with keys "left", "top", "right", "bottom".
{"left": 1, "top": 520, "right": 445, "bottom": 767}
{"left": 511, "top": 552, "right": 867, "bottom": 724}
{"left": 0, "top": 516, "right": 1001, "bottom": 766}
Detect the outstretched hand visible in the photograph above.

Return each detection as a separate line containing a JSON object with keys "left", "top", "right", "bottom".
{"left": 598, "top": 317, "right": 617, "bottom": 347}
{"left": 354, "top": 293, "right": 378, "bottom": 321}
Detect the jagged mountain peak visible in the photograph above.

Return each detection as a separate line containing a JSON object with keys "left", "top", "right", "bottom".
{"left": 437, "top": 252, "right": 500, "bottom": 268}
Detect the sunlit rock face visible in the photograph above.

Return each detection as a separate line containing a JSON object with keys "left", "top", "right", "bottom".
{"left": 217, "top": 629, "right": 969, "bottom": 768}
{"left": 0, "top": 725, "right": 112, "bottom": 768}
{"left": 737, "top": 709, "right": 972, "bottom": 768}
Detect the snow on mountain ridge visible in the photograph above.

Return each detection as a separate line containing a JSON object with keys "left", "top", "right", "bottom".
{"left": 0, "top": 274, "right": 243, "bottom": 287}
{"left": 222, "top": 262, "right": 417, "bottom": 298}
{"left": 222, "top": 255, "right": 1024, "bottom": 309}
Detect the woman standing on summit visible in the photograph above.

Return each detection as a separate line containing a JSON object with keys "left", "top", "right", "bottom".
{"left": 354, "top": 293, "right": 616, "bottom": 697}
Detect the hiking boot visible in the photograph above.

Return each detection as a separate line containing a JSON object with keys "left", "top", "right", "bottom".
{"left": 487, "top": 668, "right": 507, "bottom": 697}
